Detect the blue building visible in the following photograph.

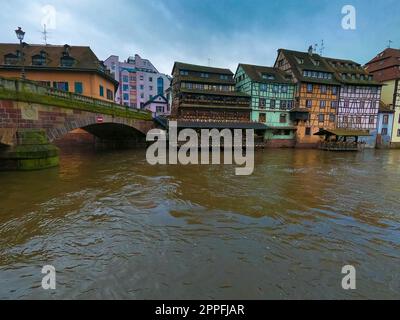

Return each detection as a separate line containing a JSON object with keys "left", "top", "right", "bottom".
{"left": 376, "top": 102, "right": 395, "bottom": 148}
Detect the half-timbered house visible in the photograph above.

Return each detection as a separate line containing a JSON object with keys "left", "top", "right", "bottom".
{"left": 326, "top": 58, "right": 382, "bottom": 147}
{"left": 274, "top": 47, "right": 341, "bottom": 147}
{"left": 234, "top": 64, "right": 297, "bottom": 147}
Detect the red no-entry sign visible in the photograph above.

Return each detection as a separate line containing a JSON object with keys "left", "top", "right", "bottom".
{"left": 97, "top": 116, "right": 104, "bottom": 123}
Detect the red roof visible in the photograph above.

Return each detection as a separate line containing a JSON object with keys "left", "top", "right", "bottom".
{"left": 365, "top": 48, "right": 400, "bottom": 82}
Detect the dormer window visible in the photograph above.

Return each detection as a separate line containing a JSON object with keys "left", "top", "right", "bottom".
{"left": 200, "top": 73, "right": 209, "bottom": 78}
{"left": 60, "top": 55, "right": 75, "bottom": 67}
{"left": 262, "top": 73, "right": 275, "bottom": 80}
{"left": 220, "top": 75, "right": 229, "bottom": 80}
{"left": 4, "top": 53, "right": 19, "bottom": 65}
{"left": 295, "top": 57, "right": 304, "bottom": 64}
{"left": 32, "top": 51, "right": 47, "bottom": 66}
{"left": 310, "top": 58, "right": 320, "bottom": 66}
{"left": 180, "top": 70, "right": 189, "bottom": 76}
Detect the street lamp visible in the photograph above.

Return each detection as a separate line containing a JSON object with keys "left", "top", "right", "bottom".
{"left": 15, "top": 27, "right": 26, "bottom": 80}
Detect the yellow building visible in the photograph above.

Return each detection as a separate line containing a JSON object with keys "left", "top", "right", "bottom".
{"left": 365, "top": 48, "right": 400, "bottom": 146}
{"left": 0, "top": 43, "right": 118, "bottom": 102}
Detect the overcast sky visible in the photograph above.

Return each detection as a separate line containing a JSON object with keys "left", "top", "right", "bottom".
{"left": 1, "top": 0, "right": 399, "bottom": 75}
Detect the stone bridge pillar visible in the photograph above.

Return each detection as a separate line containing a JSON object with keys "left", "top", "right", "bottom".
{"left": 0, "top": 129, "right": 59, "bottom": 171}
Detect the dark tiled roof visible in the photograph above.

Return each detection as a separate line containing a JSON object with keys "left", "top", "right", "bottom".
{"left": 278, "top": 49, "right": 381, "bottom": 86}
{"left": 277, "top": 49, "right": 341, "bottom": 85}
{"left": 143, "top": 94, "right": 168, "bottom": 107}
{"left": 172, "top": 62, "right": 233, "bottom": 76}
{"left": 379, "top": 101, "right": 395, "bottom": 113}
{"left": 238, "top": 64, "right": 294, "bottom": 84}
{"left": 0, "top": 43, "right": 117, "bottom": 84}
{"left": 325, "top": 57, "right": 381, "bottom": 86}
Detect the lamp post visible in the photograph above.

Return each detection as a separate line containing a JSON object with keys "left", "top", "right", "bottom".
{"left": 15, "top": 27, "right": 26, "bottom": 80}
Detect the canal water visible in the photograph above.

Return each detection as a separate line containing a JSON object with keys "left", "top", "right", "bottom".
{"left": 0, "top": 148, "right": 399, "bottom": 299}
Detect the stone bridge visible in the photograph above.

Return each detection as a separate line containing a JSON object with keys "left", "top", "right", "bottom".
{"left": 0, "top": 77, "right": 156, "bottom": 170}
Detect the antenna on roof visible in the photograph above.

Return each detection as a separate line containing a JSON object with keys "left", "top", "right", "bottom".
{"left": 313, "top": 43, "right": 318, "bottom": 53}
{"left": 41, "top": 24, "right": 49, "bottom": 45}
{"left": 387, "top": 40, "right": 393, "bottom": 48}
{"left": 208, "top": 58, "right": 211, "bottom": 67}
{"left": 319, "top": 40, "right": 325, "bottom": 56}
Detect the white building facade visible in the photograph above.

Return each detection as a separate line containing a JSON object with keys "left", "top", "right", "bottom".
{"left": 104, "top": 54, "right": 171, "bottom": 109}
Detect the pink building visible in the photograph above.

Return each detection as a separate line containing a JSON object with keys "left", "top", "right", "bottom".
{"left": 143, "top": 94, "right": 170, "bottom": 117}
{"left": 104, "top": 54, "right": 171, "bottom": 109}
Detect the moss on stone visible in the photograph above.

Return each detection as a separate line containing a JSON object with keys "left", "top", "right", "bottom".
{"left": 17, "top": 129, "right": 49, "bottom": 145}
{"left": 17, "top": 156, "right": 59, "bottom": 170}
{"left": 0, "top": 88, "right": 152, "bottom": 121}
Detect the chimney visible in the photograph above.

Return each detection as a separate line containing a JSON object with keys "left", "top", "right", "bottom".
{"left": 308, "top": 45, "right": 313, "bottom": 55}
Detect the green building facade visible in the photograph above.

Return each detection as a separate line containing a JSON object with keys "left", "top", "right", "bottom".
{"left": 235, "top": 64, "right": 297, "bottom": 145}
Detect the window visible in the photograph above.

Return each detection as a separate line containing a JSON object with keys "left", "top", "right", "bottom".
{"left": 287, "top": 101, "right": 293, "bottom": 109}
{"left": 360, "top": 101, "right": 365, "bottom": 109}
{"left": 60, "top": 56, "right": 74, "bottom": 67}
{"left": 149, "top": 86, "right": 153, "bottom": 91}
{"left": 383, "top": 115, "right": 389, "bottom": 125}
{"left": 270, "top": 99, "right": 276, "bottom": 109}
{"left": 369, "top": 116, "right": 375, "bottom": 124}
{"left": 281, "top": 85, "right": 288, "bottom": 93}
{"left": 259, "top": 98, "right": 266, "bottom": 108}
{"left": 53, "top": 82, "right": 69, "bottom": 92}
{"left": 123, "top": 93, "right": 129, "bottom": 101}
{"left": 259, "top": 113, "right": 266, "bottom": 122}
{"left": 332, "top": 86, "right": 338, "bottom": 95}
{"left": 122, "top": 76, "right": 129, "bottom": 82}
{"left": 280, "top": 114, "right": 287, "bottom": 123}
{"left": 260, "top": 84, "right": 267, "bottom": 91}
{"left": 200, "top": 73, "right": 209, "bottom": 78}
{"left": 329, "top": 114, "right": 336, "bottom": 122}
{"left": 32, "top": 51, "right": 47, "bottom": 66}
{"left": 157, "top": 77, "right": 164, "bottom": 95}
{"left": 381, "top": 128, "right": 388, "bottom": 136}
{"left": 123, "top": 84, "right": 129, "bottom": 91}
{"left": 180, "top": 70, "right": 189, "bottom": 76}
{"left": 320, "top": 101, "right": 326, "bottom": 109}
{"left": 74, "top": 82, "right": 83, "bottom": 94}
{"left": 107, "top": 89, "right": 113, "bottom": 101}
{"left": 397, "top": 129, "right": 400, "bottom": 137}
{"left": 99, "top": 85, "right": 104, "bottom": 97}
{"left": 140, "top": 85, "right": 144, "bottom": 90}
{"left": 305, "top": 127, "right": 311, "bottom": 135}
{"left": 307, "top": 84, "right": 313, "bottom": 93}
{"left": 306, "top": 100, "right": 312, "bottom": 108}
{"left": 321, "top": 85, "right": 327, "bottom": 94}
{"left": 156, "top": 106, "right": 164, "bottom": 113}
{"left": 280, "top": 100, "right": 287, "bottom": 110}
{"left": 149, "top": 77, "right": 153, "bottom": 82}
{"left": 273, "top": 85, "right": 279, "bottom": 93}
{"left": 356, "top": 117, "right": 362, "bottom": 124}
{"left": 220, "top": 75, "right": 229, "bottom": 80}
{"left": 4, "top": 53, "right": 19, "bottom": 65}
{"left": 318, "top": 114, "right": 324, "bottom": 123}
{"left": 331, "top": 101, "right": 337, "bottom": 109}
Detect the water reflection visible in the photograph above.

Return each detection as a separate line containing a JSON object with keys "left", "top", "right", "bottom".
{"left": 0, "top": 148, "right": 399, "bottom": 299}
